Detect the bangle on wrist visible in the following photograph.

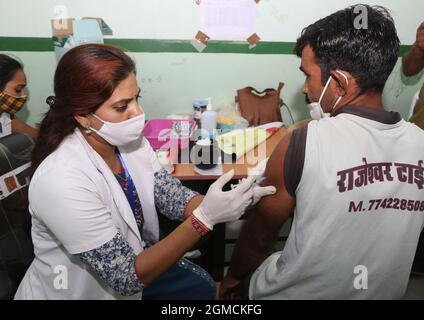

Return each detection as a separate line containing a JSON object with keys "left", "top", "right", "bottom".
{"left": 190, "top": 214, "right": 211, "bottom": 236}
{"left": 192, "top": 207, "right": 213, "bottom": 230}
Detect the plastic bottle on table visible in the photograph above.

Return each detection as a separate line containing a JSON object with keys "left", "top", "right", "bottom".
{"left": 201, "top": 98, "right": 217, "bottom": 139}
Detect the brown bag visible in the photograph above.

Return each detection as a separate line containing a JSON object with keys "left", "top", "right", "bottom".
{"left": 235, "top": 82, "right": 284, "bottom": 127}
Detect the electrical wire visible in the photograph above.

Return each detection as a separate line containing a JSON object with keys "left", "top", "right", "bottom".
{"left": 282, "top": 102, "right": 295, "bottom": 125}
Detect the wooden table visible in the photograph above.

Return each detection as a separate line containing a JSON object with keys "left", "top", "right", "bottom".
{"left": 172, "top": 119, "right": 310, "bottom": 181}
{"left": 171, "top": 120, "right": 310, "bottom": 280}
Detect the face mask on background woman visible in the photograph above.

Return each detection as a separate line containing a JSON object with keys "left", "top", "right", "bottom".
{"left": 0, "top": 91, "right": 27, "bottom": 115}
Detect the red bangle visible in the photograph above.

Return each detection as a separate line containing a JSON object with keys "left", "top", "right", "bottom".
{"left": 190, "top": 214, "right": 211, "bottom": 236}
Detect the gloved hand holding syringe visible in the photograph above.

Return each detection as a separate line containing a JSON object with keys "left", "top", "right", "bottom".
{"left": 192, "top": 169, "right": 276, "bottom": 231}
{"left": 231, "top": 175, "right": 274, "bottom": 209}
{"left": 231, "top": 175, "right": 267, "bottom": 189}
{"left": 231, "top": 157, "right": 274, "bottom": 208}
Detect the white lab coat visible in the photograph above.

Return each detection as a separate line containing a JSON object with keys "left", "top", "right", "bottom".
{"left": 15, "top": 129, "right": 162, "bottom": 300}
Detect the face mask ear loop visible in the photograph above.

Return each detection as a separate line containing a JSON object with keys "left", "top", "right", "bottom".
{"left": 336, "top": 70, "right": 349, "bottom": 88}
{"left": 318, "top": 76, "right": 333, "bottom": 116}
{"left": 331, "top": 71, "right": 350, "bottom": 112}
{"left": 91, "top": 113, "right": 104, "bottom": 123}
{"left": 332, "top": 96, "right": 343, "bottom": 112}
{"left": 83, "top": 114, "right": 99, "bottom": 136}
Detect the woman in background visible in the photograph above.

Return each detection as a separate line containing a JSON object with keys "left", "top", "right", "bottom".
{"left": 0, "top": 54, "right": 38, "bottom": 140}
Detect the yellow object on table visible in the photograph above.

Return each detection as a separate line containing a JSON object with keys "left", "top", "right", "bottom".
{"left": 216, "top": 107, "right": 239, "bottom": 129}
{"left": 217, "top": 128, "right": 270, "bottom": 160}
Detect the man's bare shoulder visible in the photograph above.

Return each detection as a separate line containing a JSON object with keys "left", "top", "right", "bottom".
{"left": 266, "top": 120, "right": 310, "bottom": 188}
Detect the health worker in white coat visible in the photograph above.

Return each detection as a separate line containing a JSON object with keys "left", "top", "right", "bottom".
{"left": 14, "top": 44, "right": 276, "bottom": 300}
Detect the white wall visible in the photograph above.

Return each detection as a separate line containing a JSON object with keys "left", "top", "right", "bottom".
{"left": 1, "top": 0, "right": 422, "bottom": 43}
{"left": 0, "top": 0, "right": 423, "bottom": 126}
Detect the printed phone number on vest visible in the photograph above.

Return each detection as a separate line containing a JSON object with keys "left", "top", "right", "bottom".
{"left": 348, "top": 198, "right": 424, "bottom": 213}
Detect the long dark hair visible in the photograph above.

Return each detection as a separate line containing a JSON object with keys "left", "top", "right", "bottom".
{"left": 0, "top": 54, "right": 23, "bottom": 91}
{"left": 295, "top": 4, "right": 399, "bottom": 93}
{"left": 31, "top": 44, "right": 136, "bottom": 171}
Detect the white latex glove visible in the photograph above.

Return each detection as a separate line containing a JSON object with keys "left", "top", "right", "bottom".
{"left": 193, "top": 170, "right": 256, "bottom": 229}
{"left": 236, "top": 175, "right": 276, "bottom": 209}
{"left": 251, "top": 183, "right": 277, "bottom": 208}
{"left": 246, "top": 158, "right": 276, "bottom": 207}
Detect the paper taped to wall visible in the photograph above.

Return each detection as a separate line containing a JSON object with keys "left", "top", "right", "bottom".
{"left": 83, "top": 17, "right": 113, "bottom": 36}
{"left": 195, "top": 30, "right": 210, "bottom": 44}
{"left": 247, "top": 33, "right": 261, "bottom": 49}
{"left": 72, "top": 20, "right": 104, "bottom": 45}
{"left": 191, "top": 30, "right": 210, "bottom": 52}
{"left": 200, "top": 0, "right": 256, "bottom": 40}
{"left": 51, "top": 17, "right": 111, "bottom": 61}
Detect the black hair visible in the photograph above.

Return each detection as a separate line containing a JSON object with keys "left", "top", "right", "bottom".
{"left": 0, "top": 54, "right": 23, "bottom": 91}
{"left": 295, "top": 4, "right": 400, "bottom": 93}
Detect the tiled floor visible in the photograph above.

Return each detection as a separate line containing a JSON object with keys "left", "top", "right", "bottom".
{"left": 218, "top": 268, "right": 424, "bottom": 300}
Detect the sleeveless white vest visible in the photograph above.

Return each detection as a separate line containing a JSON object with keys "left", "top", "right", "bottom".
{"left": 250, "top": 113, "right": 424, "bottom": 299}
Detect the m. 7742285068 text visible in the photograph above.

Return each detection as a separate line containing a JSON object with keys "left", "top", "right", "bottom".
{"left": 348, "top": 198, "right": 424, "bottom": 213}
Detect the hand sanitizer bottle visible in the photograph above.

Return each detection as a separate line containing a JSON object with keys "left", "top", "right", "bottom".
{"left": 201, "top": 98, "right": 217, "bottom": 139}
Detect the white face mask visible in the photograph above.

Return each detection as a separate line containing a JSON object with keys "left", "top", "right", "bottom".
{"left": 307, "top": 70, "right": 349, "bottom": 120}
{"left": 89, "top": 113, "right": 146, "bottom": 146}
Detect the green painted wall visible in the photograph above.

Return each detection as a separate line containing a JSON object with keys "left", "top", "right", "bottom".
{"left": 0, "top": 0, "right": 423, "bottom": 126}
{"left": 3, "top": 45, "right": 422, "bottom": 128}
{"left": 3, "top": 49, "right": 313, "bottom": 126}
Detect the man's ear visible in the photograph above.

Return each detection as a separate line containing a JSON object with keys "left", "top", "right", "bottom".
{"left": 331, "top": 70, "right": 352, "bottom": 96}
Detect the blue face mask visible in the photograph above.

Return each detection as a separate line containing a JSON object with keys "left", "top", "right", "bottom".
{"left": 307, "top": 71, "right": 349, "bottom": 120}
